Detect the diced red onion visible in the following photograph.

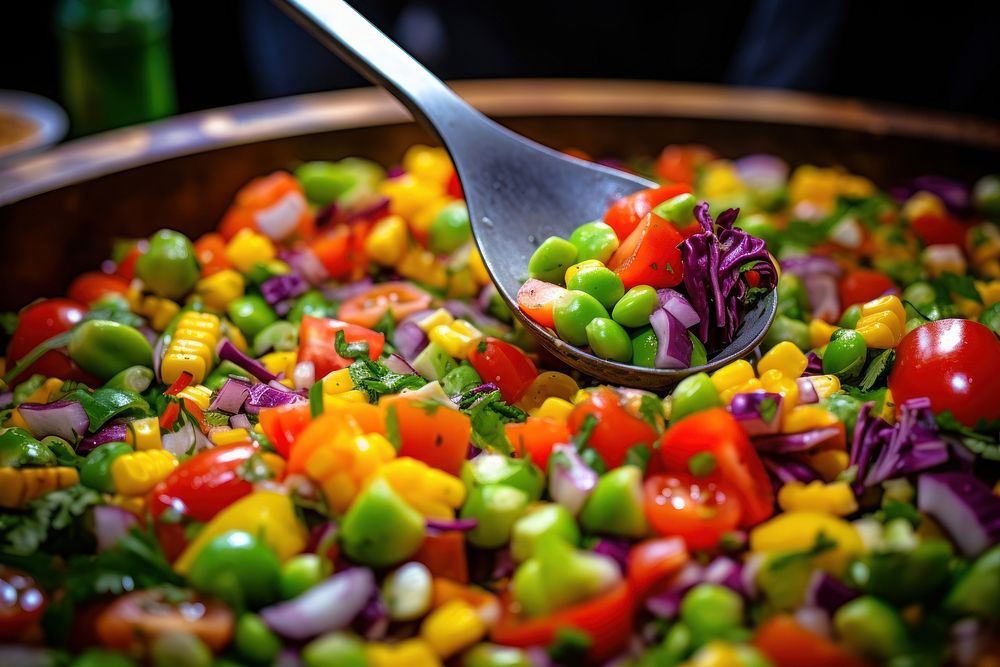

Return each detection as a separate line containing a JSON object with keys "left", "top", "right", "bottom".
{"left": 803, "top": 273, "right": 840, "bottom": 323}
{"left": 162, "top": 419, "right": 196, "bottom": 456}
{"left": 763, "top": 455, "right": 822, "bottom": 486}
{"left": 353, "top": 589, "right": 390, "bottom": 640}
{"left": 77, "top": 421, "right": 129, "bottom": 455}
{"left": 794, "top": 606, "right": 832, "bottom": 639}
{"left": 152, "top": 332, "right": 167, "bottom": 383}
{"left": 278, "top": 247, "right": 328, "bottom": 285}
{"left": 754, "top": 425, "right": 844, "bottom": 453}
{"left": 779, "top": 255, "right": 843, "bottom": 278}
{"left": 393, "top": 320, "right": 430, "bottom": 363}
{"left": 245, "top": 383, "right": 306, "bottom": 414}
{"left": 218, "top": 339, "right": 279, "bottom": 383}
{"left": 548, "top": 444, "right": 598, "bottom": 515}
{"left": 795, "top": 377, "right": 820, "bottom": 404}
{"left": 805, "top": 570, "right": 859, "bottom": 614}
{"left": 229, "top": 413, "right": 252, "bottom": 430}
{"left": 345, "top": 195, "right": 391, "bottom": 224}
{"left": 426, "top": 517, "right": 478, "bottom": 535}
{"left": 729, "top": 392, "right": 783, "bottom": 436}
{"left": 384, "top": 353, "right": 417, "bottom": 375}
{"left": 261, "top": 567, "right": 375, "bottom": 640}
{"left": 207, "top": 377, "right": 252, "bottom": 414}
{"left": 322, "top": 277, "right": 373, "bottom": 303}
{"left": 592, "top": 538, "right": 631, "bottom": 574}
{"left": 274, "top": 650, "right": 305, "bottom": 667}
{"left": 19, "top": 400, "right": 89, "bottom": 443}
{"left": 261, "top": 273, "right": 309, "bottom": 307}
{"left": 255, "top": 190, "right": 308, "bottom": 240}
{"left": 918, "top": 472, "right": 1000, "bottom": 557}
{"left": 656, "top": 289, "right": 700, "bottom": 329}
{"left": 951, "top": 618, "right": 986, "bottom": 667}
{"left": 94, "top": 505, "right": 139, "bottom": 552}
{"left": 734, "top": 154, "right": 789, "bottom": 192}
{"left": 293, "top": 361, "right": 316, "bottom": 391}
{"left": 650, "top": 308, "right": 692, "bottom": 369}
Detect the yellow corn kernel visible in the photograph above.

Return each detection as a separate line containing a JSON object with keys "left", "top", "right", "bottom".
{"left": 420, "top": 599, "right": 486, "bottom": 659}
{"left": 759, "top": 369, "right": 799, "bottom": 414}
{"left": 901, "top": 190, "right": 946, "bottom": 221}
{"left": 417, "top": 308, "right": 454, "bottom": 333}
{"left": 0, "top": 467, "right": 79, "bottom": 508}
{"left": 758, "top": 341, "right": 809, "bottom": 380}
{"left": 856, "top": 322, "right": 898, "bottom": 350}
{"left": 860, "top": 295, "right": 906, "bottom": 331}
{"left": 783, "top": 405, "right": 839, "bottom": 433}
{"left": 365, "top": 214, "right": 410, "bottom": 267}
{"left": 701, "top": 162, "right": 744, "bottom": 198}
{"left": 778, "top": 480, "right": 858, "bottom": 516}
{"left": 380, "top": 456, "right": 466, "bottom": 519}
{"left": 922, "top": 243, "right": 967, "bottom": 278}
{"left": 195, "top": 270, "right": 245, "bottom": 313}
{"left": 809, "top": 318, "right": 840, "bottom": 348}
{"left": 428, "top": 320, "right": 483, "bottom": 359}
{"left": 161, "top": 352, "right": 207, "bottom": 386}
{"left": 111, "top": 450, "right": 178, "bottom": 496}
{"left": 23, "top": 377, "right": 65, "bottom": 405}
{"left": 719, "top": 378, "right": 763, "bottom": 405}
{"left": 858, "top": 309, "right": 904, "bottom": 337}
{"left": 0, "top": 468, "right": 23, "bottom": 507}
{"left": 710, "top": 360, "right": 756, "bottom": 394}
{"left": 211, "top": 428, "right": 253, "bottom": 447}
{"left": 403, "top": 145, "right": 454, "bottom": 186}
{"left": 225, "top": 228, "right": 276, "bottom": 273}
{"left": 802, "top": 374, "right": 841, "bottom": 400}
{"left": 127, "top": 417, "right": 162, "bottom": 451}
{"left": 177, "top": 312, "right": 223, "bottom": 337}
{"left": 516, "top": 372, "right": 580, "bottom": 412}
{"left": 367, "top": 639, "right": 443, "bottom": 667}
{"left": 169, "top": 339, "right": 214, "bottom": 371}
{"left": 398, "top": 247, "right": 448, "bottom": 289}
{"left": 379, "top": 174, "right": 445, "bottom": 221}
{"left": 808, "top": 449, "right": 850, "bottom": 482}
{"left": 260, "top": 351, "right": 297, "bottom": 377}
{"left": 564, "top": 259, "right": 604, "bottom": 285}
{"left": 106, "top": 493, "right": 146, "bottom": 516}
{"left": 468, "top": 246, "right": 491, "bottom": 285}
{"left": 976, "top": 280, "right": 1000, "bottom": 307}
{"left": 177, "top": 384, "right": 213, "bottom": 411}
{"left": 533, "top": 397, "right": 574, "bottom": 422}
{"left": 322, "top": 368, "right": 355, "bottom": 395}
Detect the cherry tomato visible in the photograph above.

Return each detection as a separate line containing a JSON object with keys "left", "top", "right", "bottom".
{"left": 607, "top": 212, "right": 685, "bottom": 290}
{"left": 297, "top": 315, "right": 385, "bottom": 377}
{"left": 491, "top": 581, "right": 634, "bottom": 662}
{"left": 380, "top": 397, "right": 472, "bottom": 475}
{"left": 193, "top": 233, "right": 231, "bottom": 276}
{"left": 626, "top": 537, "right": 689, "bottom": 598}
{"left": 654, "top": 144, "right": 716, "bottom": 185}
{"left": 643, "top": 473, "right": 742, "bottom": 550}
{"left": 516, "top": 279, "right": 569, "bottom": 329}
{"left": 468, "top": 338, "right": 539, "bottom": 404}
{"left": 603, "top": 183, "right": 692, "bottom": 240}
{"left": 505, "top": 416, "right": 570, "bottom": 469}
{"left": 96, "top": 588, "right": 234, "bottom": 653}
{"left": 6, "top": 298, "right": 92, "bottom": 385}
{"left": 337, "top": 282, "right": 432, "bottom": 329}
{"left": 753, "top": 615, "right": 868, "bottom": 667}
{"left": 67, "top": 272, "right": 130, "bottom": 305}
{"left": 222, "top": 171, "right": 314, "bottom": 241}
{"left": 889, "top": 318, "right": 1000, "bottom": 428}
{"left": 659, "top": 408, "right": 774, "bottom": 527}
{"left": 910, "top": 213, "right": 968, "bottom": 248}
{"left": 838, "top": 269, "right": 895, "bottom": 310}
{"left": 0, "top": 566, "right": 47, "bottom": 640}
{"left": 567, "top": 387, "right": 658, "bottom": 469}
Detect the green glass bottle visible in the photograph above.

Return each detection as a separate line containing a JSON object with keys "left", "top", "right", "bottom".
{"left": 57, "top": 0, "right": 176, "bottom": 135}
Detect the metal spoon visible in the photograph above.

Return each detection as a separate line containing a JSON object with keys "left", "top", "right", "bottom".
{"left": 276, "top": 0, "right": 776, "bottom": 390}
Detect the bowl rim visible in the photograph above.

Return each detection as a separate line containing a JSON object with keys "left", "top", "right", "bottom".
{"left": 0, "top": 90, "right": 68, "bottom": 165}
{"left": 0, "top": 78, "right": 998, "bottom": 208}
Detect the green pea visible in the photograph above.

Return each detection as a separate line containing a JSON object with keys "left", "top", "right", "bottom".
{"left": 680, "top": 584, "right": 744, "bottom": 640}
{"left": 289, "top": 290, "right": 336, "bottom": 324}
{"left": 652, "top": 193, "right": 698, "bottom": 226}
{"left": 568, "top": 221, "right": 620, "bottom": 263}
{"left": 585, "top": 317, "right": 632, "bottom": 363}
{"left": 761, "top": 315, "right": 810, "bottom": 351}
{"left": 902, "top": 281, "right": 936, "bottom": 309}
{"left": 429, "top": 202, "right": 472, "bottom": 254}
{"left": 552, "top": 290, "right": 609, "bottom": 346}
{"left": 461, "top": 483, "right": 530, "bottom": 548}
{"left": 979, "top": 302, "right": 1000, "bottom": 336}
{"left": 228, "top": 294, "right": 279, "bottom": 339}
{"left": 279, "top": 553, "right": 328, "bottom": 599}
{"left": 612, "top": 285, "right": 658, "bottom": 328}
{"left": 528, "top": 237, "right": 578, "bottom": 284}
{"left": 631, "top": 327, "right": 658, "bottom": 368}
{"left": 833, "top": 596, "right": 909, "bottom": 659}
{"left": 838, "top": 304, "right": 862, "bottom": 329}
{"left": 688, "top": 332, "right": 707, "bottom": 367}
{"left": 234, "top": 613, "right": 282, "bottom": 664}
{"left": 150, "top": 631, "right": 212, "bottom": 667}
{"left": 567, "top": 266, "right": 625, "bottom": 309}
{"left": 295, "top": 161, "right": 356, "bottom": 205}
{"left": 302, "top": 632, "right": 368, "bottom": 667}
{"left": 823, "top": 329, "right": 868, "bottom": 377}
{"left": 463, "top": 643, "right": 532, "bottom": 667}
{"left": 253, "top": 320, "right": 299, "bottom": 356}
{"left": 670, "top": 372, "right": 723, "bottom": 423}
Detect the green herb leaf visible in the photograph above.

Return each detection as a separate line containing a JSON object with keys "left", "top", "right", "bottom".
{"left": 571, "top": 414, "right": 599, "bottom": 452}
{"left": 309, "top": 381, "right": 324, "bottom": 418}
{"left": 767, "top": 531, "right": 837, "bottom": 570}
{"left": 348, "top": 357, "right": 426, "bottom": 402}
{"left": 934, "top": 272, "right": 983, "bottom": 304}
{"left": 638, "top": 394, "right": 666, "bottom": 434}
{"left": 625, "top": 444, "right": 651, "bottom": 473}
{"left": 371, "top": 310, "right": 396, "bottom": 339}
{"left": 875, "top": 500, "right": 923, "bottom": 527}
{"left": 335, "top": 329, "right": 371, "bottom": 360}
{"left": 547, "top": 627, "right": 592, "bottom": 665}
{"left": 858, "top": 349, "right": 895, "bottom": 392}
{"left": 203, "top": 410, "right": 231, "bottom": 428}
{"left": 0, "top": 486, "right": 102, "bottom": 556}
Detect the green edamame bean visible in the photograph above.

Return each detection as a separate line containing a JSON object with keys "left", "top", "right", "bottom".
{"left": 823, "top": 329, "right": 868, "bottom": 376}
{"left": 833, "top": 596, "right": 909, "bottom": 659}
{"left": 838, "top": 304, "right": 863, "bottom": 329}
{"left": 234, "top": 613, "right": 282, "bottom": 664}
{"left": 670, "top": 372, "right": 722, "bottom": 423}
{"left": 761, "top": 315, "right": 810, "bottom": 351}
{"left": 228, "top": 294, "right": 279, "bottom": 339}
{"left": 302, "top": 632, "right": 368, "bottom": 667}
{"left": 631, "top": 327, "right": 658, "bottom": 368}
{"left": 612, "top": 285, "right": 659, "bottom": 328}
{"left": 429, "top": 202, "right": 472, "bottom": 254}
{"left": 289, "top": 290, "right": 335, "bottom": 324}
{"left": 585, "top": 317, "right": 632, "bottom": 363}
{"left": 528, "top": 237, "right": 578, "bottom": 284}
{"left": 552, "top": 291, "right": 609, "bottom": 346}
{"left": 567, "top": 266, "right": 625, "bottom": 309}
{"left": 295, "top": 161, "right": 355, "bottom": 205}
{"left": 568, "top": 221, "right": 619, "bottom": 263}
{"left": 680, "top": 583, "right": 744, "bottom": 639}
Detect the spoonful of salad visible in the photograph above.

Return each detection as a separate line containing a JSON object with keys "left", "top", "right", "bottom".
{"left": 276, "top": 0, "right": 777, "bottom": 390}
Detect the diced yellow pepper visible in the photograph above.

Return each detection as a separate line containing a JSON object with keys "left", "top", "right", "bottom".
{"left": 260, "top": 351, "right": 297, "bottom": 377}
{"left": 880, "top": 389, "right": 896, "bottom": 424}
{"left": 420, "top": 599, "right": 487, "bottom": 658}
{"left": 778, "top": 480, "right": 858, "bottom": 516}
{"left": 901, "top": 191, "right": 946, "bottom": 221}
{"left": 710, "top": 360, "right": 756, "bottom": 394}
{"left": 397, "top": 247, "right": 448, "bottom": 289}
{"left": 808, "top": 449, "right": 851, "bottom": 482}
{"left": 803, "top": 374, "right": 841, "bottom": 400}
{"left": 468, "top": 246, "right": 491, "bottom": 285}
{"left": 302, "top": 428, "right": 397, "bottom": 515}
{"left": 379, "top": 457, "right": 466, "bottom": 519}
{"left": 225, "top": 228, "right": 276, "bottom": 273}
{"left": 106, "top": 493, "right": 146, "bottom": 517}
{"left": 403, "top": 145, "right": 454, "bottom": 186}
{"left": 177, "top": 384, "right": 213, "bottom": 411}
{"left": 428, "top": 320, "right": 483, "bottom": 359}
{"left": 533, "top": 397, "right": 574, "bottom": 422}
{"left": 365, "top": 214, "right": 410, "bottom": 267}
{"left": 564, "top": 259, "right": 604, "bottom": 285}
{"left": 367, "top": 639, "right": 443, "bottom": 667}
{"left": 757, "top": 341, "right": 808, "bottom": 379}
{"left": 379, "top": 174, "right": 445, "bottom": 222}
{"left": 126, "top": 417, "right": 162, "bottom": 450}
{"left": 719, "top": 378, "right": 763, "bottom": 405}
{"left": 782, "top": 405, "right": 839, "bottom": 433}
{"left": 195, "top": 269, "right": 245, "bottom": 313}
{"left": 447, "top": 266, "right": 480, "bottom": 299}
{"left": 417, "top": 308, "right": 454, "bottom": 333}
{"left": 322, "top": 368, "right": 355, "bottom": 395}
{"left": 111, "top": 449, "right": 178, "bottom": 496}
{"left": 809, "top": 319, "right": 840, "bottom": 349}
{"left": 24, "top": 377, "right": 65, "bottom": 405}
{"left": 701, "top": 162, "right": 744, "bottom": 198}
{"left": 324, "top": 390, "right": 370, "bottom": 409}
{"left": 750, "top": 511, "right": 864, "bottom": 574}
{"left": 5, "top": 409, "right": 30, "bottom": 431}
{"left": 0, "top": 467, "right": 79, "bottom": 508}
{"left": 977, "top": 280, "right": 1000, "bottom": 307}
{"left": 211, "top": 428, "right": 253, "bottom": 447}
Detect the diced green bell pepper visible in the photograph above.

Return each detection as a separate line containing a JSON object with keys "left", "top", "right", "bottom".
{"left": 511, "top": 534, "right": 621, "bottom": 617}
{"left": 0, "top": 428, "right": 56, "bottom": 467}
{"left": 510, "top": 503, "right": 580, "bottom": 562}
{"left": 135, "top": 229, "right": 200, "bottom": 300}
{"left": 579, "top": 465, "right": 648, "bottom": 538}
{"left": 79, "top": 441, "right": 133, "bottom": 493}
{"left": 340, "top": 478, "right": 425, "bottom": 567}
{"left": 461, "top": 483, "right": 530, "bottom": 548}
{"left": 460, "top": 453, "right": 545, "bottom": 501}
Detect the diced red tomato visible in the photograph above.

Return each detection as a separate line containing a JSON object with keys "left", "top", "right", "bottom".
{"left": 310, "top": 225, "right": 353, "bottom": 279}
{"left": 654, "top": 144, "right": 716, "bottom": 185}
{"left": 194, "top": 233, "right": 231, "bottom": 277}
{"left": 297, "top": 315, "right": 384, "bottom": 378}
{"left": 412, "top": 531, "right": 469, "bottom": 583}
{"left": 114, "top": 243, "right": 145, "bottom": 281}
{"left": 910, "top": 213, "right": 968, "bottom": 248}
{"left": 96, "top": 589, "right": 234, "bottom": 653}
{"left": 567, "top": 387, "right": 658, "bottom": 470}
{"left": 607, "top": 212, "right": 685, "bottom": 290}
{"left": 838, "top": 269, "right": 895, "bottom": 310}
{"left": 446, "top": 170, "right": 463, "bottom": 199}
{"left": 643, "top": 473, "right": 743, "bottom": 550}
{"left": 753, "top": 615, "right": 869, "bottom": 667}
{"left": 516, "top": 279, "right": 568, "bottom": 329}
{"left": 603, "top": 183, "right": 692, "bottom": 240}
{"left": 258, "top": 402, "right": 313, "bottom": 458}
{"left": 381, "top": 397, "right": 471, "bottom": 476}
{"left": 338, "top": 282, "right": 432, "bottom": 328}
{"left": 659, "top": 408, "right": 774, "bottom": 527}
{"left": 505, "top": 417, "right": 570, "bottom": 469}
{"left": 468, "top": 338, "right": 539, "bottom": 404}
{"left": 67, "top": 272, "right": 130, "bottom": 305}
{"left": 626, "top": 537, "right": 689, "bottom": 598}
{"left": 221, "top": 171, "right": 315, "bottom": 241}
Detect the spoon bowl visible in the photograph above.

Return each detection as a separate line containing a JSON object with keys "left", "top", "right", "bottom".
{"left": 277, "top": 0, "right": 777, "bottom": 389}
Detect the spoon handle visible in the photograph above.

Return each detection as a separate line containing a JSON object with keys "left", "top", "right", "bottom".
{"left": 276, "top": 0, "right": 486, "bottom": 143}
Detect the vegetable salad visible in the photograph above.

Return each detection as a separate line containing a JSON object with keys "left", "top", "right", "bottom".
{"left": 0, "top": 144, "right": 999, "bottom": 667}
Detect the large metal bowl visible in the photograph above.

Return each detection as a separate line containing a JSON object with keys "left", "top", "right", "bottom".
{"left": 1, "top": 80, "right": 998, "bottom": 311}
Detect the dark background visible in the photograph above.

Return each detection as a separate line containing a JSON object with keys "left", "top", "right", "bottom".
{"left": 2, "top": 0, "right": 999, "bottom": 125}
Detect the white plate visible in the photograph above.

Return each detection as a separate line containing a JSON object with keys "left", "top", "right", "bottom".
{"left": 0, "top": 90, "right": 68, "bottom": 163}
